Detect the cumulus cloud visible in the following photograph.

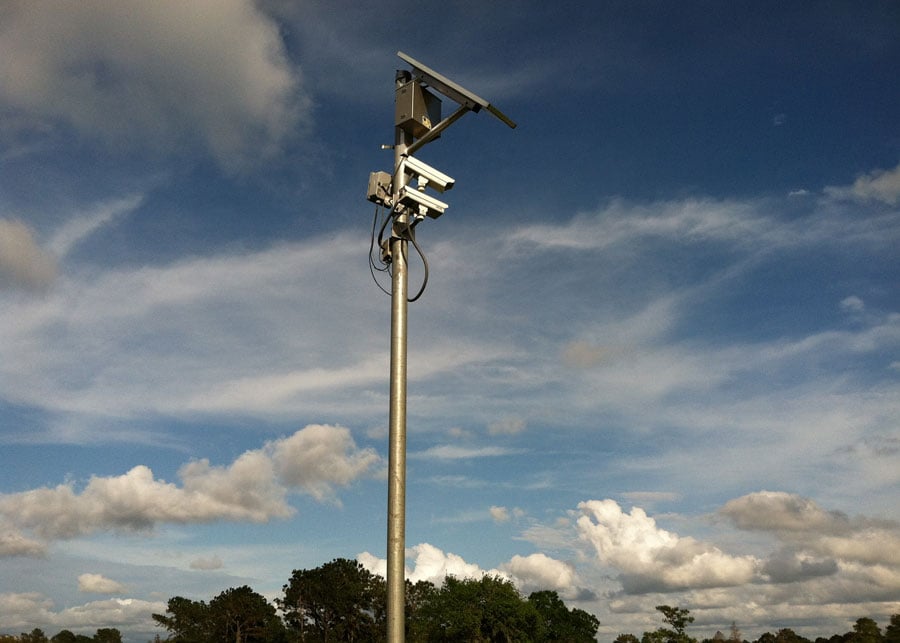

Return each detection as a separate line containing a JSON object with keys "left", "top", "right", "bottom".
{"left": 0, "top": 219, "right": 56, "bottom": 290}
{"left": 576, "top": 499, "right": 759, "bottom": 593}
{"left": 761, "top": 549, "right": 838, "bottom": 583}
{"left": 267, "top": 424, "right": 381, "bottom": 503}
{"left": 500, "top": 552, "right": 591, "bottom": 600}
{"left": 0, "top": 0, "right": 308, "bottom": 170}
{"left": 77, "top": 573, "right": 127, "bottom": 594}
{"left": 0, "top": 528, "right": 46, "bottom": 557}
{"left": 360, "top": 543, "right": 587, "bottom": 599}
{"left": 0, "top": 592, "right": 164, "bottom": 632}
{"left": 722, "top": 491, "right": 900, "bottom": 566}
{"left": 0, "top": 424, "right": 380, "bottom": 542}
{"left": 720, "top": 491, "right": 851, "bottom": 534}
{"left": 359, "top": 543, "right": 507, "bottom": 588}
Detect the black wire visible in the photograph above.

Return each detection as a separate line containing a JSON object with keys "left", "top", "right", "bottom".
{"left": 367, "top": 153, "right": 431, "bottom": 301}
{"left": 368, "top": 204, "right": 392, "bottom": 296}
{"left": 405, "top": 216, "right": 429, "bottom": 302}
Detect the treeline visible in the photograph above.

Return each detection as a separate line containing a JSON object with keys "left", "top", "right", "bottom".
{"left": 0, "top": 629, "right": 122, "bottom": 643}
{"left": 615, "top": 605, "right": 900, "bottom": 643}
{"left": 6, "top": 566, "right": 898, "bottom": 642}
{"left": 152, "top": 557, "right": 599, "bottom": 641}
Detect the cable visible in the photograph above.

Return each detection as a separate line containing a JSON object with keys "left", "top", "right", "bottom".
{"left": 405, "top": 216, "right": 429, "bottom": 302}
{"left": 368, "top": 204, "right": 392, "bottom": 296}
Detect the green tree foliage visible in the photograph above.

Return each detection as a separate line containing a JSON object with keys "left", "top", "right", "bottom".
{"left": 885, "top": 615, "right": 900, "bottom": 643}
{"left": 279, "top": 557, "right": 383, "bottom": 642}
{"left": 774, "top": 628, "right": 811, "bottom": 643}
{"left": 153, "top": 587, "right": 283, "bottom": 643}
{"left": 19, "top": 631, "right": 48, "bottom": 643}
{"left": 617, "top": 635, "right": 642, "bottom": 643}
{"left": 92, "top": 629, "right": 122, "bottom": 643}
{"left": 49, "top": 632, "right": 77, "bottom": 643}
{"left": 152, "top": 596, "right": 211, "bottom": 642}
{"left": 208, "top": 586, "right": 286, "bottom": 643}
{"left": 527, "top": 590, "right": 599, "bottom": 642}
{"left": 850, "top": 618, "right": 883, "bottom": 643}
{"left": 643, "top": 606, "right": 697, "bottom": 643}
{"left": 412, "top": 575, "right": 539, "bottom": 642}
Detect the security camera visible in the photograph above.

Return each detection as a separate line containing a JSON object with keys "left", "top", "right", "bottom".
{"left": 398, "top": 186, "right": 448, "bottom": 218}
{"left": 401, "top": 156, "right": 455, "bottom": 193}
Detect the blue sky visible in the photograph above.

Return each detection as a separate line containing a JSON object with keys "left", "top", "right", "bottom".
{"left": 1, "top": 1, "right": 899, "bottom": 641}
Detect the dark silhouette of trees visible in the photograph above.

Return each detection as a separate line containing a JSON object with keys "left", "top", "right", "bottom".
{"left": 276, "top": 558, "right": 598, "bottom": 642}
{"left": 278, "top": 557, "right": 383, "bottom": 642}
{"left": 643, "top": 605, "right": 697, "bottom": 643}
{"left": 153, "top": 586, "right": 283, "bottom": 643}
{"left": 885, "top": 615, "right": 900, "bottom": 643}
{"left": 528, "top": 590, "right": 599, "bottom": 642}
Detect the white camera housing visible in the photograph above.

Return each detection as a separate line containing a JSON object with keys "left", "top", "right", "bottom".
{"left": 401, "top": 156, "right": 455, "bottom": 193}
{"left": 398, "top": 186, "right": 448, "bottom": 218}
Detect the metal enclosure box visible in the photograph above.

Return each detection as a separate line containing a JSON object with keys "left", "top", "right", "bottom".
{"left": 367, "top": 171, "right": 392, "bottom": 205}
{"left": 395, "top": 80, "right": 441, "bottom": 138}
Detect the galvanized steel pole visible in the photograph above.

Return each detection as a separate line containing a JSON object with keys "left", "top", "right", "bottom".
{"left": 386, "top": 68, "right": 413, "bottom": 643}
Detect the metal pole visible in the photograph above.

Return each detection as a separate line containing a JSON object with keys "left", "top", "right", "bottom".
{"left": 387, "top": 69, "right": 412, "bottom": 643}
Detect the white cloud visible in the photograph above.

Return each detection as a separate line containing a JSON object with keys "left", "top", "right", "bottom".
{"left": 721, "top": 491, "right": 900, "bottom": 566}
{"left": 267, "top": 424, "right": 381, "bottom": 503}
{"left": 487, "top": 416, "right": 526, "bottom": 436}
{"left": 576, "top": 499, "right": 759, "bottom": 593}
{"left": 0, "top": 219, "right": 56, "bottom": 290}
{"left": 825, "top": 163, "right": 900, "bottom": 206}
{"left": 0, "top": 0, "right": 308, "bottom": 170}
{"left": 720, "top": 491, "right": 850, "bottom": 534}
{"left": 0, "top": 424, "right": 380, "bottom": 541}
{"left": 359, "top": 542, "right": 507, "bottom": 588}
{"left": 360, "top": 543, "right": 586, "bottom": 600}
{"left": 490, "top": 506, "right": 511, "bottom": 522}
{"left": 0, "top": 528, "right": 46, "bottom": 557}
{"left": 77, "top": 573, "right": 127, "bottom": 594}
{"left": 840, "top": 295, "right": 865, "bottom": 313}
{"left": 500, "top": 552, "right": 588, "bottom": 599}
{"left": 189, "top": 555, "right": 224, "bottom": 571}
{"left": 47, "top": 195, "right": 143, "bottom": 258}
{"left": 413, "top": 445, "right": 523, "bottom": 460}
{"left": 0, "top": 591, "right": 164, "bottom": 633}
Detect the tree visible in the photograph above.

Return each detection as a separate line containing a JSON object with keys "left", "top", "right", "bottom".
{"left": 279, "top": 557, "right": 383, "bottom": 642}
{"left": 208, "top": 586, "right": 285, "bottom": 643}
{"left": 850, "top": 618, "right": 883, "bottom": 643}
{"left": 406, "top": 579, "right": 438, "bottom": 640}
{"left": 152, "top": 595, "right": 212, "bottom": 642}
{"left": 92, "top": 629, "right": 122, "bottom": 643}
{"left": 885, "top": 615, "right": 900, "bottom": 643}
{"left": 643, "top": 606, "right": 697, "bottom": 643}
{"left": 51, "top": 632, "right": 79, "bottom": 643}
{"left": 21, "top": 630, "right": 49, "bottom": 643}
{"left": 527, "top": 590, "right": 599, "bottom": 642}
{"left": 617, "top": 635, "right": 642, "bottom": 643}
{"left": 774, "top": 629, "right": 810, "bottom": 643}
{"left": 413, "top": 574, "right": 540, "bottom": 642}
{"left": 729, "top": 622, "right": 743, "bottom": 643}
